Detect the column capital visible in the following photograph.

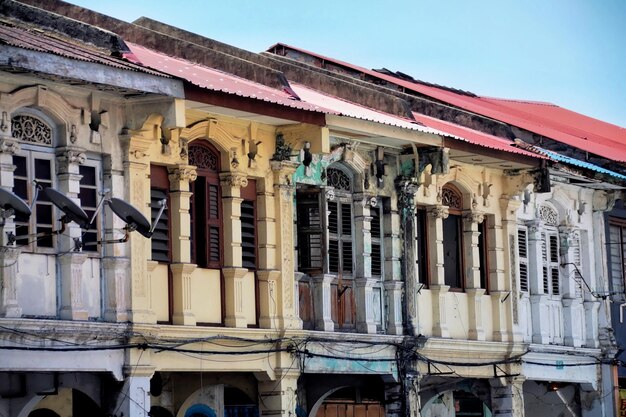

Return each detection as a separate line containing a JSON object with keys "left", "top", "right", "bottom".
{"left": 463, "top": 210, "right": 485, "bottom": 224}
{"left": 428, "top": 205, "right": 449, "bottom": 219}
{"left": 0, "top": 138, "right": 19, "bottom": 155}
{"left": 168, "top": 165, "right": 197, "bottom": 183}
{"left": 270, "top": 159, "right": 300, "bottom": 175}
{"left": 220, "top": 172, "right": 248, "bottom": 188}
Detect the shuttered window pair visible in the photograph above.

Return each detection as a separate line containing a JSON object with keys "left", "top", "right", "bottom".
{"left": 516, "top": 227, "right": 560, "bottom": 295}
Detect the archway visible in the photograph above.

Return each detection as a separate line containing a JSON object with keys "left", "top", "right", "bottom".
{"left": 421, "top": 390, "right": 491, "bottom": 417}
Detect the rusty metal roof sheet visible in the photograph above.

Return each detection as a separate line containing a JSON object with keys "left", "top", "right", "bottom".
{"left": 412, "top": 112, "right": 544, "bottom": 159}
{"left": 126, "top": 42, "right": 332, "bottom": 114}
{"left": 269, "top": 43, "right": 626, "bottom": 163}
{"left": 290, "top": 83, "right": 445, "bottom": 135}
{"left": 0, "top": 19, "right": 167, "bottom": 77}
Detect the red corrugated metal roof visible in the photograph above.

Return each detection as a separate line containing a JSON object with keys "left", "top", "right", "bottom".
{"left": 411, "top": 112, "right": 543, "bottom": 159}
{"left": 0, "top": 19, "right": 167, "bottom": 77}
{"left": 269, "top": 43, "right": 626, "bottom": 163}
{"left": 126, "top": 42, "right": 333, "bottom": 114}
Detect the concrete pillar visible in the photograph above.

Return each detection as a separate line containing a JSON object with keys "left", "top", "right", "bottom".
{"left": 428, "top": 205, "right": 449, "bottom": 337}
{"left": 103, "top": 257, "right": 129, "bottom": 322}
{"left": 258, "top": 371, "right": 298, "bottom": 417}
{"left": 270, "top": 160, "right": 302, "bottom": 330}
{"left": 490, "top": 377, "right": 525, "bottom": 417}
{"left": 559, "top": 226, "right": 585, "bottom": 347}
{"left": 0, "top": 137, "right": 20, "bottom": 317}
{"left": 122, "top": 133, "right": 156, "bottom": 324}
{"left": 57, "top": 147, "right": 88, "bottom": 320}
{"left": 220, "top": 172, "right": 248, "bottom": 328}
{"left": 115, "top": 374, "right": 152, "bottom": 417}
{"left": 168, "top": 165, "right": 197, "bottom": 326}
{"left": 464, "top": 210, "right": 486, "bottom": 340}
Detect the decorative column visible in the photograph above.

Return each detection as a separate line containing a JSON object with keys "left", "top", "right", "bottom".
{"left": 354, "top": 193, "right": 377, "bottom": 334}
{"left": 168, "top": 165, "right": 197, "bottom": 325}
{"left": 428, "top": 205, "right": 449, "bottom": 338}
{"left": 220, "top": 172, "right": 248, "bottom": 328}
{"left": 490, "top": 377, "right": 525, "bottom": 417}
{"left": 270, "top": 160, "right": 302, "bottom": 330}
{"left": 493, "top": 196, "right": 521, "bottom": 342}
{"left": 258, "top": 368, "right": 299, "bottom": 417}
{"left": 526, "top": 219, "right": 549, "bottom": 344}
{"left": 558, "top": 226, "right": 585, "bottom": 347}
{"left": 56, "top": 147, "right": 89, "bottom": 321}
{"left": 103, "top": 157, "right": 129, "bottom": 322}
{"left": 396, "top": 178, "right": 419, "bottom": 335}
{"left": 0, "top": 137, "right": 21, "bottom": 317}
{"left": 463, "top": 210, "right": 486, "bottom": 340}
{"left": 385, "top": 194, "right": 403, "bottom": 335}
{"left": 122, "top": 133, "right": 156, "bottom": 324}
{"left": 257, "top": 175, "right": 280, "bottom": 329}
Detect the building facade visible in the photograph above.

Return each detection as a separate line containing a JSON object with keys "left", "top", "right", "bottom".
{"left": 0, "top": 2, "right": 625, "bottom": 417}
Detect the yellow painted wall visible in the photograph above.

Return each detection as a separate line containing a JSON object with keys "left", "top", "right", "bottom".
{"left": 151, "top": 264, "right": 170, "bottom": 322}
{"left": 191, "top": 268, "right": 222, "bottom": 324}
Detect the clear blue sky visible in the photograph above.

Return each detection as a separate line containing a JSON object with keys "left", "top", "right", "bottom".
{"left": 70, "top": 0, "right": 626, "bottom": 128}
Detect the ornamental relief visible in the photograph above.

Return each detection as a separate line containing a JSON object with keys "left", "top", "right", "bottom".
{"left": 11, "top": 115, "right": 52, "bottom": 146}
{"left": 326, "top": 167, "right": 352, "bottom": 192}
{"left": 188, "top": 145, "right": 219, "bottom": 172}
{"left": 539, "top": 205, "right": 558, "bottom": 226}
{"left": 441, "top": 186, "right": 462, "bottom": 209}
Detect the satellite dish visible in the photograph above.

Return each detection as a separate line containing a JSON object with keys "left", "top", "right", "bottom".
{"left": 0, "top": 187, "right": 31, "bottom": 219}
{"left": 43, "top": 188, "right": 89, "bottom": 228}
{"left": 108, "top": 198, "right": 152, "bottom": 238}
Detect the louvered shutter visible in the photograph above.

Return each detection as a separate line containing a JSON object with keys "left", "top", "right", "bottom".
{"left": 542, "top": 233, "right": 549, "bottom": 293}
{"left": 296, "top": 190, "right": 323, "bottom": 274}
{"left": 518, "top": 227, "right": 529, "bottom": 292}
{"left": 370, "top": 206, "right": 382, "bottom": 277}
{"left": 570, "top": 232, "right": 583, "bottom": 297}
{"left": 549, "top": 233, "right": 560, "bottom": 295}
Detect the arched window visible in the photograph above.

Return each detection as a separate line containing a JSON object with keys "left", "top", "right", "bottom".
{"left": 442, "top": 184, "right": 464, "bottom": 289}
{"left": 189, "top": 142, "right": 222, "bottom": 268}
{"left": 11, "top": 112, "right": 56, "bottom": 249}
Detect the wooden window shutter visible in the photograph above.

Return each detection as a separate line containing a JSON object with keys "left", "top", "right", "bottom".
{"left": 518, "top": 227, "right": 529, "bottom": 292}
{"left": 415, "top": 208, "right": 429, "bottom": 285}
{"left": 79, "top": 165, "right": 98, "bottom": 250}
{"left": 370, "top": 206, "right": 382, "bottom": 277}
{"left": 549, "top": 233, "right": 560, "bottom": 295}
{"left": 150, "top": 165, "right": 170, "bottom": 263}
{"left": 609, "top": 223, "right": 625, "bottom": 299}
{"left": 571, "top": 232, "right": 583, "bottom": 298}
{"left": 240, "top": 180, "right": 256, "bottom": 270}
{"left": 296, "top": 189, "right": 323, "bottom": 274}
{"left": 542, "top": 233, "right": 549, "bottom": 293}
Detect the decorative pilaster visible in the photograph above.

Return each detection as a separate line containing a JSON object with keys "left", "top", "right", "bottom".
{"left": 122, "top": 133, "right": 155, "bottom": 324}
{"left": 428, "top": 205, "right": 449, "bottom": 337}
{"left": 168, "top": 165, "right": 197, "bottom": 326}
{"left": 271, "top": 160, "right": 301, "bottom": 329}
{"left": 558, "top": 226, "right": 584, "bottom": 347}
{"left": 103, "top": 257, "right": 129, "bottom": 322}
{"left": 396, "top": 177, "right": 419, "bottom": 335}
{"left": 526, "top": 219, "right": 550, "bottom": 343}
{"left": 384, "top": 197, "right": 403, "bottom": 335}
{"left": 113, "top": 364, "right": 154, "bottom": 417}
{"left": 58, "top": 253, "right": 89, "bottom": 320}
{"left": 257, "top": 270, "right": 281, "bottom": 328}
{"left": 497, "top": 195, "right": 522, "bottom": 342}
{"left": 464, "top": 210, "right": 485, "bottom": 340}
{"left": 353, "top": 193, "right": 377, "bottom": 334}
{"left": 0, "top": 135, "right": 20, "bottom": 318}
{"left": 220, "top": 172, "right": 248, "bottom": 328}
{"left": 0, "top": 247, "right": 20, "bottom": 317}
{"left": 583, "top": 300, "right": 600, "bottom": 348}
{"left": 312, "top": 274, "right": 335, "bottom": 331}
{"left": 57, "top": 146, "right": 89, "bottom": 320}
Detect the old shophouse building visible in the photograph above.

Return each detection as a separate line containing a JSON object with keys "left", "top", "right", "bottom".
{"left": 1, "top": 1, "right": 625, "bottom": 417}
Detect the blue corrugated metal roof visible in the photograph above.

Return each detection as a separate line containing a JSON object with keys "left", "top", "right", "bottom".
{"left": 534, "top": 146, "right": 626, "bottom": 181}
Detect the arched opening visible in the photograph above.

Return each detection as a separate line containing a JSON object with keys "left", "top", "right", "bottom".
{"left": 28, "top": 410, "right": 60, "bottom": 417}
{"left": 224, "top": 385, "right": 258, "bottom": 417}
{"left": 421, "top": 390, "right": 491, "bottom": 417}
{"left": 313, "top": 386, "right": 385, "bottom": 417}
{"left": 184, "top": 404, "right": 217, "bottom": 417}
